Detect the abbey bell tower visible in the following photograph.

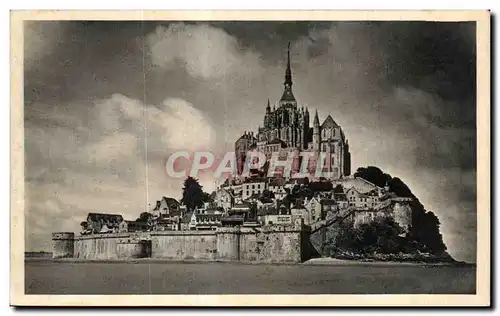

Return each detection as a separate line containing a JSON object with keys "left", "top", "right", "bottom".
{"left": 279, "top": 42, "right": 297, "bottom": 108}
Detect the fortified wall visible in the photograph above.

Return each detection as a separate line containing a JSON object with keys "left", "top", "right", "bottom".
{"left": 52, "top": 219, "right": 315, "bottom": 264}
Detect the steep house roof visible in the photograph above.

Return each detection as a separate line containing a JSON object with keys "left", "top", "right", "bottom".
{"left": 87, "top": 213, "right": 124, "bottom": 223}
{"left": 161, "top": 197, "right": 180, "bottom": 208}
{"left": 154, "top": 197, "right": 180, "bottom": 211}
{"left": 339, "top": 177, "right": 383, "bottom": 194}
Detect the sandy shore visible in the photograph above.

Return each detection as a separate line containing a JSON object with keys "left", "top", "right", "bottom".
{"left": 302, "top": 257, "right": 472, "bottom": 267}
{"left": 25, "top": 256, "right": 473, "bottom": 267}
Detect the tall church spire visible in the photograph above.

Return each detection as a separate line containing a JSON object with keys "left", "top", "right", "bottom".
{"left": 280, "top": 42, "right": 296, "bottom": 103}
{"left": 285, "top": 41, "right": 292, "bottom": 87}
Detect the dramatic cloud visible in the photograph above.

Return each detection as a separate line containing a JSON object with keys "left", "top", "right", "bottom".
{"left": 24, "top": 21, "right": 476, "bottom": 262}
{"left": 146, "top": 23, "right": 265, "bottom": 81}
{"left": 25, "top": 93, "right": 216, "bottom": 250}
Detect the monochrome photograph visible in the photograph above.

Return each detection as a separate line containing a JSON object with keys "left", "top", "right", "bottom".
{"left": 10, "top": 10, "right": 490, "bottom": 307}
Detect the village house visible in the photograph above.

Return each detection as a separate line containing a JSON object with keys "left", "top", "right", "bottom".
{"left": 321, "top": 198, "right": 338, "bottom": 219}
{"left": 189, "top": 203, "right": 224, "bottom": 230}
{"left": 241, "top": 178, "right": 268, "bottom": 201}
{"left": 350, "top": 197, "right": 413, "bottom": 234}
{"left": 257, "top": 206, "right": 293, "bottom": 226}
{"left": 225, "top": 201, "right": 259, "bottom": 224}
{"left": 149, "top": 197, "right": 186, "bottom": 231}
{"left": 85, "top": 213, "right": 124, "bottom": 234}
{"left": 333, "top": 192, "right": 349, "bottom": 209}
{"left": 154, "top": 217, "right": 181, "bottom": 231}
{"left": 220, "top": 213, "right": 246, "bottom": 227}
{"left": 303, "top": 196, "right": 323, "bottom": 223}
{"left": 119, "top": 220, "right": 149, "bottom": 233}
{"left": 290, "top": 206, "right": 310, "bottom": 225}
{"left": 151, "top": 196, "right": 181, "bottom": 219}
{"left": 214, "top": 188, "right": 234, "bottom": 212}
{"left": 345, "top": 187, "right": 381, "bottom": 209}
{"left": 268, "top": 178, "right": 288, "bottom": 200}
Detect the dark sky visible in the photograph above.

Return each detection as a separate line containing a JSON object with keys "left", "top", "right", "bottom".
{"left": 24, "top": 20, "right": 476, "bottom": 262}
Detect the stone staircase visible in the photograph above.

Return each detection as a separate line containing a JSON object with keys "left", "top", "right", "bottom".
{"left": 309, "top": 207, "right": 355, "bottom": 234}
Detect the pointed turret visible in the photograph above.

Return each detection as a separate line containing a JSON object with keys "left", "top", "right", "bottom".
{"left": 313, "top": 110, "right": 320, "bottom": 126}
{"left": 266, "top": 98, "right": 271, "bottom": 113}
{"left": 313, "top": 110, "right": 320, "bottom": 151}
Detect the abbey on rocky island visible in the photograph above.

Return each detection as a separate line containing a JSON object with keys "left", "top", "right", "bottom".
{"left": 235, "top": 43, "right": 351, "bottom": 180}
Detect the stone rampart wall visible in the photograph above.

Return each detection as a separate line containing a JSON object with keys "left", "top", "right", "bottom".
{"left": 53, "top": 223, "right": 311, "bottom": 263}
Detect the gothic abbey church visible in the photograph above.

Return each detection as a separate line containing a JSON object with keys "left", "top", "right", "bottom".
{"left": 235, "top": 44, "right": 351, "bottom": 180}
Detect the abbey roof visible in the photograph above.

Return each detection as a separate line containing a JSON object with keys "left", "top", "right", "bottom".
{"left": 280, "top": 89, "right": 296, "bottom": 102}
{"left": 268, "top": 138, "right": 287, "bottom": 146}
{"left": 321, "top": 115, "right": 340, "bottom": 129}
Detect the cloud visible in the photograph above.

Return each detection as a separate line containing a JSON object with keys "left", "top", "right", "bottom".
{"left": 146, "top": 23, "right": 264, "bottom": 80}
{"left": 25, "top": 93, "right": 216, "bottom": 251}
{"left": 24, "top": 21, "right": 64, "bottom": 69}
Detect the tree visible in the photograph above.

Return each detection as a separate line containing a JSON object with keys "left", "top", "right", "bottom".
{"left": 332, "top": 217, "right": 404, "bottom": 255}
{"left": 333, "top": 184, "right": 344, "bottom": 194}
{"left": 202, "top": 192, "right": 212, "bottom": 203}
{"left": 181, "top": 176, "right": 206, "bottom": 211}
{"left": 80, "top": 221, "right": 88, "bottom": 231}
{"left": 261, "top": 189, "right": 275, "bottom": 200}
{"left": 135, "top": 212, "right": 153, "bottom": 230}
{"left": 353, "top": 166, "right": 391, "bottom": 188}
{"left": 309, "top": 181, "right": 333, "bottom": 193}
{"left": 354, "top": 166, "right": 449, "bottom": 256}
{"left": 136, "top": 212, "right": 152, "bottom": 223}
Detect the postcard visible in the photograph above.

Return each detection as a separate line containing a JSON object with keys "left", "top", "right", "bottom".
{"left": 10, "top": 10, "right": 490, "bottom": 307}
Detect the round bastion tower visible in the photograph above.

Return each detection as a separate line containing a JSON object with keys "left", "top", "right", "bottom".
{"left": 52, "top": 232, "right": 75, "bottom": 259}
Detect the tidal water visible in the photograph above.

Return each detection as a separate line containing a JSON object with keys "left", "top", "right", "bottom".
{"left": 25, "top": 259, "right": 476, "bottom": 294}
